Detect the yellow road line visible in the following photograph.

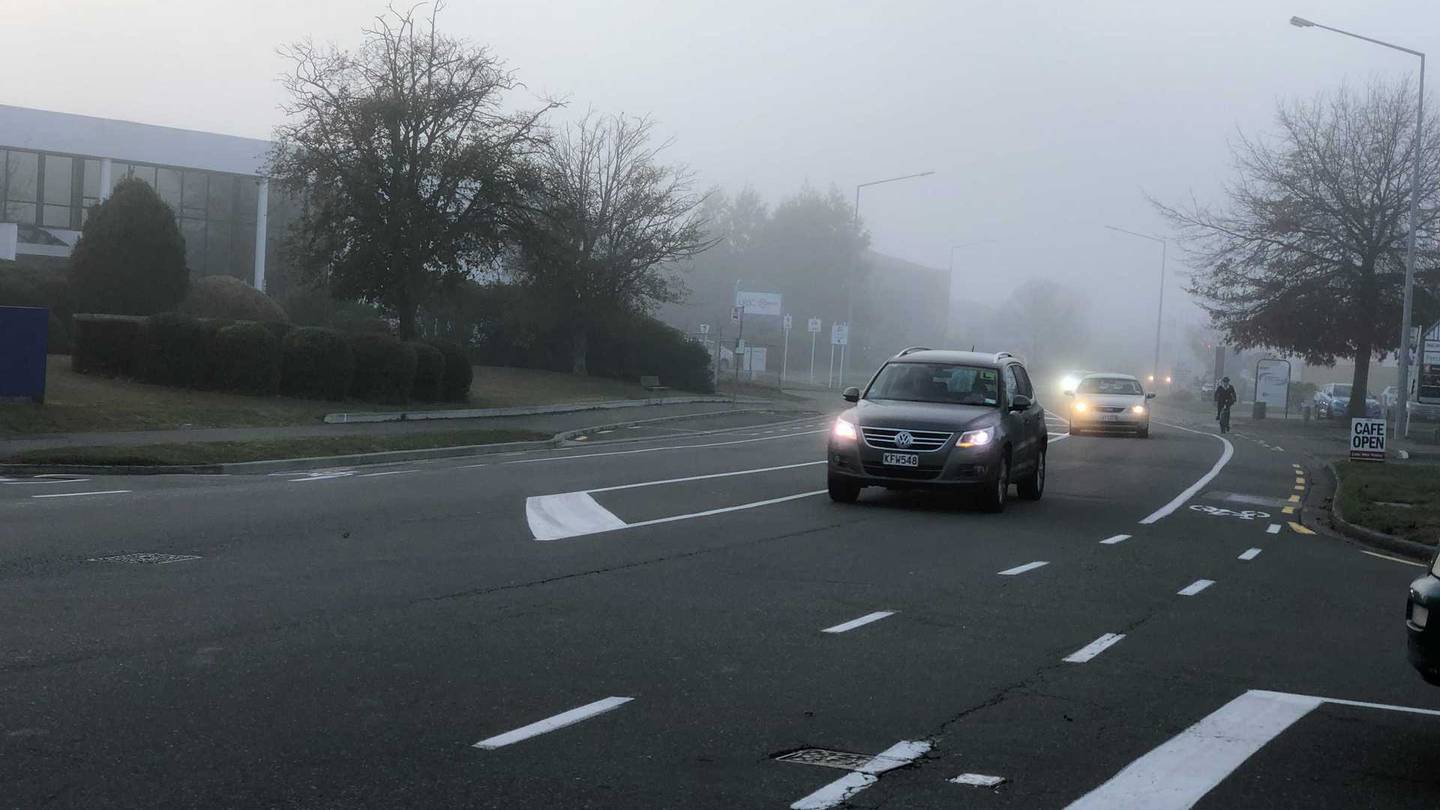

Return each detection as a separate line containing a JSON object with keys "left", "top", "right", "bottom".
{"left": 1294, "top": 485, "right": 1306, "bottom": 492}
{"left": 1294, "top": 477, "right": 1305, "bottom": 484}
{"left": 1288, "top": 495, "right": 1300, "bottom": 503}
{"left": 1289, "top": 521, "right": 1315, "bottom": 535}
{"left": 1282, "top": 506, "right": 1295, "bottom": 515}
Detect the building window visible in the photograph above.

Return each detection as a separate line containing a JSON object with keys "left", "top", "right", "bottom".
{"left": 180, "top": 217, "right": 205, "bottom": 273}
{"left": 207, "top": 173, "right": 235, "bottom": 221}
{"left": 42, "top": 155, "right": 74, "bottom": 228}
{"left": 157, "top": 168, "right": 181, "bottom": 211}
{"left": 5, "top": 150, "right": 39, "bottom": 225}
{"left": 181, "top": 171, "right": 207, "bottom": 219}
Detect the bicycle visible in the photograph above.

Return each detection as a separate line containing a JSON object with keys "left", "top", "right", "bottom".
{"left": 1217, "top": 403, "right": 1232, "bottom": 434}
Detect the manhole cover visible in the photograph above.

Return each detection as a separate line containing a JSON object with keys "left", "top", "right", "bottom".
{"left": 89, "top": 553, "right": 201, "bottom": 565}
{"left": 775, "top": 748, "right": 912, "bottom": 774}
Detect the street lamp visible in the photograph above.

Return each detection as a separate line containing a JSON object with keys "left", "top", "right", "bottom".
{"left": 1291, "top": 14, "right": 1425, "bottom": 434}
{"left": 840, "top": 170, "right": 935, "bottom": 387}
{"left": 1105, "top": 225, "right": 1168, "bottom": 386}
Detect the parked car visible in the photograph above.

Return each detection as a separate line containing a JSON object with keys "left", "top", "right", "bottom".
{"left": 1065, "top": 373, "right": 1154, "bottom": 437}
{"left": 827, "top": 348, "right": 1048, "bottom": 512}
{"left": 1410, "top": 399, "right": 1440, "bottom": 424}
{"left": 1312, "top": 383, "right": 1381, "bottom": 419}
{"left": 1407, "top": 550, "right": 1440, "bottom": 685}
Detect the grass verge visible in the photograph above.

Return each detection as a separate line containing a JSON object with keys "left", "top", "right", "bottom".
{"left": 5, "top": 429, "right": 549, "bottom": 466}
{"left": 1335, "top": 460, "right": 1440, "bottom": 547}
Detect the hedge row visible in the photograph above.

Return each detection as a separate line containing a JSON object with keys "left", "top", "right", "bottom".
{"left": 70, "top": 313, "right": 471, "bottom": 404}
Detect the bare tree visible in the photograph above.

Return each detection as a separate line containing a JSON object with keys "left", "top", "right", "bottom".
{"left": 512, "top": 113, "right": 714, "bottom": 373}
{"left": 1156, "top": 77, "right": 1440, "bottom": 417}
{"left": 268, "top": 3, "right": 555, "bottom": 339}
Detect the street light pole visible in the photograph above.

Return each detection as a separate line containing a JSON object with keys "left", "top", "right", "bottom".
{"left": 1106, "top": 226, "right": 1168, "bottom": 386}
{"left": 1291, "top": 15, "right": 1426, "bottom": 434}
{"left": 846, "top": 170, "right": 935, "bottom": 386}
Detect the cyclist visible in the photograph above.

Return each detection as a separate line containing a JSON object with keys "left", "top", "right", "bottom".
{"left": 1214, "top": 376, "right": 1237, "bottom": 433}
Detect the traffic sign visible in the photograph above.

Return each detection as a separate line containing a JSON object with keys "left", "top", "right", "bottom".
{"left": 735, "top": 291, "right": 783, "bottom": 316}
{"left": 808, "top": 318, "right": 822, "bottom": 334}
{"left": 698, "top": 323, "right": 710, "bottom": 335}
{"left": 783, "top": 314, "right": 793, "bottom": 331}
{"left": 831, "top": 322, "right": 849, "bottom": 346}
{"left": 731, "top": 306, "right": 743, "bottom": 323}
{"left": 1349, "top": 418, "right": 1386, "bottom": 462}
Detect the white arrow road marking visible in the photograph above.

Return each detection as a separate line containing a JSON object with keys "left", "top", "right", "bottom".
{"left": 473, "top": 696, "right": 632, "bottom": 750}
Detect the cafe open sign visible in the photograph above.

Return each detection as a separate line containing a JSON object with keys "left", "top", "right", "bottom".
{"left": 1349, "top": 418, "right": 1386, "bottom": 462}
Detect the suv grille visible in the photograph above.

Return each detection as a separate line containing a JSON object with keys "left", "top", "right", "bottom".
{"left": 1096, "top": 406, "right": 1127, "bottom": 413}
{"left": 861, "top": 427, "right": 953, "bottom": 451}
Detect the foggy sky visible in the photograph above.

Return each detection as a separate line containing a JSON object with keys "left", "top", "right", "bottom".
{"left": 12, "top": 0, "right": 1440, "bottom": 354}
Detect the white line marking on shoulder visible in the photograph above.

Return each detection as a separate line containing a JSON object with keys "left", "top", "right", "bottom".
{"left": 1138, "top": 423, "right": 1234, "bottom": 524}
{"left": 1360, "top": 550, "right": 1426, "bottom": 567}
{"left": 32, "top": 489, "right": 131, "bottom": 499}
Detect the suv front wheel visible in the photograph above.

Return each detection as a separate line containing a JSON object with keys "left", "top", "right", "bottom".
{"left": 1017, "top": 448, "right": 1045, "bottom": 500}
{"left": 827, "top": 474, "right": 861, "bottom": 504}
{"left": 978, "top": 452, "right": 1009, "bottom": 513}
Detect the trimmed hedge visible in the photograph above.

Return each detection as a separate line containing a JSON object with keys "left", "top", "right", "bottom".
{"left": 1, "top": 262, "right": 72, "bottom": 352}
{"left": 210, "top": 322, "right": 282, "bottom": 395}
{"left": 134, "top": 313, "right": 220, "bottom": 388}
{"left": 71, "top": 314, "right": 146, "bottom": 377}
{"left": 178, "top": 275, "right": 289, "bottom": 323}
{"left": 348, "top": 334, "right": 417, "bottom": 404}
{"left": 425, "top": 338, "right": 473, "bottom": 402}
{"left": 281, "top": 328, "right": 355, "bottom": 401}
{"left": 408, "top": 341, "right": 445, "bottom": 403}
{"left": 589, "top": 315, "right": 715, "bottom": 394}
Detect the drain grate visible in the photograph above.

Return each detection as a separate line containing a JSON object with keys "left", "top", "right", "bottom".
{"left": 89, "top": 553, "right": 201, "bottom": 565}
{"left": 775, "top": 748, "right": 914, "bottom": 774}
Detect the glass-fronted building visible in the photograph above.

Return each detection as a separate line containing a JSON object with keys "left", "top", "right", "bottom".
{"left": 0, "top": 104, "right": 286, "bottom": 290}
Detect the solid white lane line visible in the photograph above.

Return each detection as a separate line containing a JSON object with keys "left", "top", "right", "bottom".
{"left": 472, "top": 696, "right": 633, "bottom": 750}
{"left": 1266, "top": 523, "right": 1281, "bottom": 534}
{"left": 4, "top": 478, "right": 92, "bottom": 485}
{"left": 1063, "top": 690, "right": 1321, "bottom": 810}
{"left": 1238, "top": 548, "right": 1262, "bottom": 561}
{"left": 791, "top": 772, "right": 876, "bottom": 810}
{"left": 1310, "top": 692, "right": 1440, "bottom": 716}
{"left": 1063, "top": 633, "right": 1125, "bottom": 663}
{"left": 821, "top": 610, "right": 896, "bottom": 634}
{"left": 587, "top": 460, "right": 825, "bottom": 494}
{"left": 1139, "top": 423, "right": 1234, "bottom": 524}
{"left": 509, "top": 429, "right": 826, "bottom": 464}
{"left": 1099, "top": 534, "right": 1131, "bottom": 545}
{"left": 790, "top": 740, "right": 930, "bottom": 809}
{"left": 611, "top": 490, "right": 827, "bottom": 533}
{"left": 359, "top": 469, "right": 417, "bottom": 477}
{"left": 32, "top": 489, "right": 131, "bottom": 499}
{"left": 1360, "top": 550, "right": 1426, "bottom": 568}
{"left": 1177, "top": 579, "right": 1215, "bottom": 596}
{"left": 998, "top": 560, "right": 1049, "bottom": 576}
{"left": 525, "top": 492, "right": 627, "bottom": 542}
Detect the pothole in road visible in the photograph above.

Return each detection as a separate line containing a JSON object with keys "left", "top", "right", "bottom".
{"left": 88, "top": 553, "right": 202, "bottom": 565}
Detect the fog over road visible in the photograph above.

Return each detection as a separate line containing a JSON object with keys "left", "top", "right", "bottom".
{"left": 2, "top": 406, "right": 1436, "bottom": 808}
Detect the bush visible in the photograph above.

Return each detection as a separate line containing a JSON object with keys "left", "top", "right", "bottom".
{"left": 134, "top": 312, "right": 220, "bottom": 388}
{"left": 281, "top": 328, "right": 355, "bottom": 401}
{"left": 210, "top": 322, "right": 281, "bottom": 395}
{"left": 1, "top": 262, "right": 72, "bottom": 352}
{"left": 408, "top": 341, "right": 445, "bottom": 403}
{"left": 69, "top": 177, "right": 188, "bottom": 316}
{"left": 588, "top": 315, "right": 714, "bottom": 393}
{"left": 71, "top": 314, "right": 147, "bottom": 377}
{"left": 348, "top": 334, "right": 417, "bottom": 404}
{"left": 425, "top": 338, "right": 473, "bottom": 402}
{"left": 179, "top": 275, "right": 289, "bottom": 323}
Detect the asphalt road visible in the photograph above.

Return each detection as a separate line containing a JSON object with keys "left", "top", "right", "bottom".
{"left": 1, "top": 405, "right": 1437, "bottom": 808}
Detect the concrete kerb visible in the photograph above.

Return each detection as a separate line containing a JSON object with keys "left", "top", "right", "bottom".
{"left": 0, "top": 407, "right": 821, "bottom": 477}
{"left": 1321, "top": 460, "right": 1437, "bottom": 562}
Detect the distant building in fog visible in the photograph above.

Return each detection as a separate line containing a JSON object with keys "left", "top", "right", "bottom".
{"left": 0, "top": 104, "right": 285, "bottom": 290}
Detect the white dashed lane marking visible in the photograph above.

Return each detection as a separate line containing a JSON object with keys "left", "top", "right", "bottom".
{"left": 1177, "top": 579, "right": 1215, "bottom": 596}
{"left": 1239, "top": 548, "right": 1262, "bottom": 561}
{"left": 472, "top": 696, "right": 633, "bottom": 750}
{"left": 998, "top": 561, "right": 1049, "bottom": 576}
{"left": 1266, "top": 524, "right": 1281, "bottom": 534}
{"left": 1100, "top": 534, "right": 1131, "bottom": 545}
{"left": 1063, "top": 633, "right": 1125, "bottom": 663}
{"left": 821, "top": 611, "right": 896, "bottom": 634}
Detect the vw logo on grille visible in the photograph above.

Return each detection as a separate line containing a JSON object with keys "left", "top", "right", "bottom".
{"left": 894, "top": 430, "right": 915, "bottom": 449}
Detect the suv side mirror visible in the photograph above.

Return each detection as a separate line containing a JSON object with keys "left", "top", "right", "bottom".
{"left": 842, "top": 386, "right": 860, "bottom": 403}
{"left": 1009, "top": 393, "right": 1033, "bottom": 411}
{"left": 1145, "top": 392, "right": 1156, "bottom": 400}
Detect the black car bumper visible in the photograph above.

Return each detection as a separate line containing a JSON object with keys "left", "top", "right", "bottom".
{"left": 1407, "top": 573, "right": 1440, "bottom": 685}
{"left": 827, "top": 437, "right": 1000, "bottom": 490}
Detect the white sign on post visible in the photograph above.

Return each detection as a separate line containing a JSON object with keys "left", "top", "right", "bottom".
{"left": 808, "top": 317, "right": 822, "bottom": 334}
{"left": 1255, "top": 359, "right": 1291, "bottom": 415}
{"left": 749, "top": 347, "right": 767, "bottom": 373}
{"left": 831, "top": 322, "right": 849, "bottom": 346}
{"left": 735, "top": 291, "right": 783, "bottom": 317}
{"left": 783, "top": 314, "right": 792, "bottom": 331}
{"left": 731, "top": 306, "right": 743, "bottom": 323}
{"left": 698, "top": 323, "right": 710, "bottom": 335}
{"left": 1349, "top": 418, "right": 1387, "bottom": 462}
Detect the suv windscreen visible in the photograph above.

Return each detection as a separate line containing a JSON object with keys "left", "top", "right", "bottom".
{"left": 1078, "top": 377, "right": 1143, "bottom": 395}
{"left": 866, "top": 363, "right": 999, "bottom": 406}
{"left": 1333, "top": 384, "right": 1352, "bottom": 397}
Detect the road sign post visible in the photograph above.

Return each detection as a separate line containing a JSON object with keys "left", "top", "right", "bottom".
{"left": 808, "top": 317, "right": 821, "bottom": 384}
{"left": 781, "top": 314, "right": 792, "bottom": 389}
{"left": 831, "top": 323, "right": 850, "bottom": 388}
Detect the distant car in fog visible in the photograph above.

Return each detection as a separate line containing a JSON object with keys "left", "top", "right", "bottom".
{"left": 1312, "top": 383, "right": 1381, "bottom": 419}
{"left": 1064, "top": 373, "right": 1154, "bottom": 438}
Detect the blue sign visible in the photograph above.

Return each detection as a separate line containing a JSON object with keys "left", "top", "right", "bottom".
{"left": 0, "top": 305, "right": 49, "bottom": 403}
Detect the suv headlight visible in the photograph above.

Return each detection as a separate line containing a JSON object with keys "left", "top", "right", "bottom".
{"left": 958, "top": 428, "right": 993, "bottom": 448}
{"left": 1073, "top": 401, "right": 1088, "bottom": 412}
{"left": 1132, "top": 404, "right": 1146, "bottom": 414}
{"left": 833, "top": 418, "right": 858, "bottom": 442}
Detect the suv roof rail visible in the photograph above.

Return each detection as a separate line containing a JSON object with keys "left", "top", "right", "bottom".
{"left": 895, "top": 346, "right": 931, "bottom": 357}
{"left": 994, "top": 351, "right": 1014, "bottom": 361}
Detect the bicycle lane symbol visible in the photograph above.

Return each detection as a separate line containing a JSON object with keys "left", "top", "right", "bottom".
{"left": 1189, "top": 504, "right": 1271, "bottom": 520}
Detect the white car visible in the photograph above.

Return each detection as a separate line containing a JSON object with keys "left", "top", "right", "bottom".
{"left": 1065, "top": 373, "right": 1155, "bottom": 437}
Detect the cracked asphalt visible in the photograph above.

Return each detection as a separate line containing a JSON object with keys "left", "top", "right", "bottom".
{"left": 0, "top": 406, "right": 1437, "bottom": 808}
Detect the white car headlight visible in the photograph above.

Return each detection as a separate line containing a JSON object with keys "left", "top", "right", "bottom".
{"left": 958, "top": 428, "right": 993, "bottom": 448}
{"left": 1132, "top": 405, "right": 1146, "bottom": 414}
{"left": 832, "top": 418, "right": 858, "bottom": 441}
